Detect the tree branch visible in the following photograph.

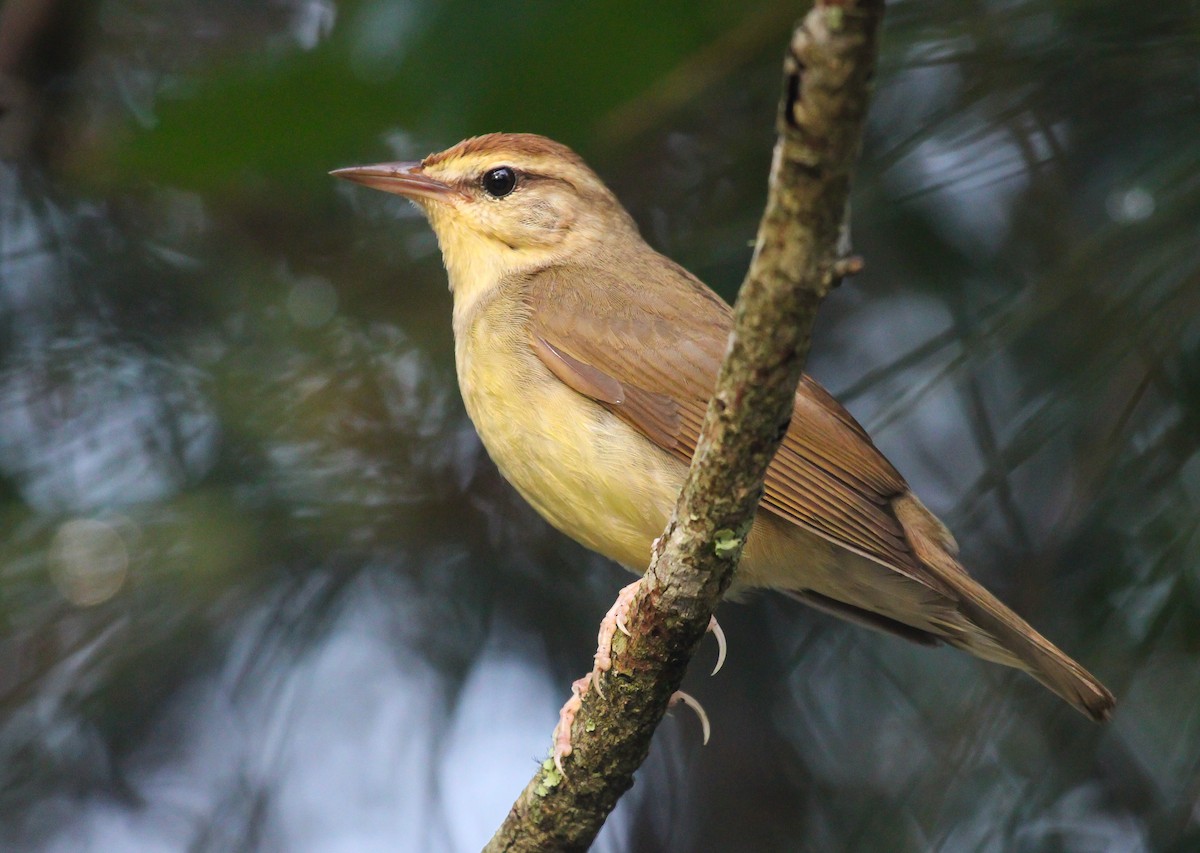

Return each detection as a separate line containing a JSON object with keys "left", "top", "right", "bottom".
{"left": 484, "top": 3, "right": 886, "bottom": 850}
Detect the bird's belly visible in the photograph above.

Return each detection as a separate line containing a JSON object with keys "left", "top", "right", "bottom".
{"left": 454, "top": 318, "right": 855, "bottom": 592}
{"left": 457, "top": 336, "right": 682, "bottom": 571}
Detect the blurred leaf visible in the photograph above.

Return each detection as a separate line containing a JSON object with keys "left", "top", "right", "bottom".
{"left": 102, "top": 0, "right": 788, "bottom": 195}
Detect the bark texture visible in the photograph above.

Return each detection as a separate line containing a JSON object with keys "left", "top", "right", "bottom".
{"left": 485, "top": 2, "right": 886, "bottom": 849}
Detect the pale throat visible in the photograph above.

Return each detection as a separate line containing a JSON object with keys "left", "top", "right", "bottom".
{"left": 428, "top": 213, "right": 564, "bottom": 332}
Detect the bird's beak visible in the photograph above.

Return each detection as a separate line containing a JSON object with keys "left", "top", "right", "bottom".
{"left": 330, "top": 161, "right": 461, "bottom": 203}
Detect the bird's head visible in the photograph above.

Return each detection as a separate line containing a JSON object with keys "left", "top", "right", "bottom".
{"left": 333, "top": 133, "right": 639, "bottom": 304}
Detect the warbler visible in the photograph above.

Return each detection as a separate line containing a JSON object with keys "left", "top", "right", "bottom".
{"left": 332, "top": 133, "right": 1114, "bottom": 723}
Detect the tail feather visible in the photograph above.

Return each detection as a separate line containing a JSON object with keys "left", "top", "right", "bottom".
{"left": 894, "top": 494, "right": 1115, "bottom": 722}
{"left": 941, "top": 566, "right": 1114, "bottom": 721}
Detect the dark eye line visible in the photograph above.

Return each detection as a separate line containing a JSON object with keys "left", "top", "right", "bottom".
{"left": 468, "top": 170, "right": 576, "bottom": 198}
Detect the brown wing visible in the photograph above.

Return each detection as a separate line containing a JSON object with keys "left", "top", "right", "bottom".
{"left": 525, "top": 261, "right": 1117, "bottom": 723}
{"left": 524, "top": 259, "right": 933, "bottom": 586}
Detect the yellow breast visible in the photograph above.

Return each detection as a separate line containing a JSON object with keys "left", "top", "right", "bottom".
{"left": 453, "top": 290, "right": 683, "bottom": 571}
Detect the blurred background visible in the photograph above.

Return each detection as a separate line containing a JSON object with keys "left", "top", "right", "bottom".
{"left": 1, "top": 0, "right": 1198, "bottom": 850}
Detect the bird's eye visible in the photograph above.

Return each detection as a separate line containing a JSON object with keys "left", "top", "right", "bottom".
{"left": 481, "top": 166, "right": 517, "bottom": 198}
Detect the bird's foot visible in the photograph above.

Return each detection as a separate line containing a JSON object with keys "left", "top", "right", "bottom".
{"left": 551, "top": 581, "right": 642, "bottom": 773}
{"left": 552, "top": 672, "right": 592, "bottom": 776}
{"left": 592, "top": 586, "right": 726, "bottom": 686}
{"left": 592, "top": 580, "right": 642, "bottom": 696}
{"left": 551, "top": 582, "right": 725, "bottom": 773}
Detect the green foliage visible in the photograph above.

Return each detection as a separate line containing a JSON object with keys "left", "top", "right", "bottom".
{"left": 108, "top": 0, "right": 787, "bottom": 194}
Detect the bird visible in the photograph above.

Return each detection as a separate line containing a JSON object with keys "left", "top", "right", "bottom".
{"left": 331, "top": 132, "right": 1115, "bottom": 736}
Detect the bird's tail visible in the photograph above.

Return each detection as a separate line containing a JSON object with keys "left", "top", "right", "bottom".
{"left": 894, "top": 494, "right": 1115, "bottom": 722}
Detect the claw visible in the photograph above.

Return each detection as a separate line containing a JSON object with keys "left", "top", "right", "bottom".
{"left": 669, "top": 690, "right": 711, "bottom": 746}
{"left": 615, "top": 609, "right": 631, "bottom": 638}
{"left": 552, "top": 673, "right": 593, "bottom": 776}
{"left": 708, "top": 616, "right": 726, "bottom": 676}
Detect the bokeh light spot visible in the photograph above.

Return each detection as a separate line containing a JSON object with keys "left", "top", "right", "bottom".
{"left": 1106, "top": 186, "right": 1155, "bottom": 223}
{"left": 287, "top": 275, "right": 339, "bottom": 328}
{"left": 48, "top": 518, "right": 131, "bottom": 607}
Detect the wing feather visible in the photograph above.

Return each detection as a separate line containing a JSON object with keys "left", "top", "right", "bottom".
{"left": 524, "top": 261, "right": 933, "bottom": 584}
